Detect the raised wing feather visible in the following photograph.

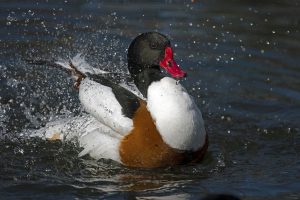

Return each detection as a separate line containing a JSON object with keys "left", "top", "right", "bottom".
{"left": 79, "top": 78, "right": 138, "bottom": 135}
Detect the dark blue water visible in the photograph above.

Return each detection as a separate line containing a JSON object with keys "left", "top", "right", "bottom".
{"left": 1, "top": 1, "right": 299, "bottom": 199}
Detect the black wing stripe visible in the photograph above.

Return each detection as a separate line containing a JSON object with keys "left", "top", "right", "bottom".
{"left": 87, "top": 74, "right": 140, "bottom": 119}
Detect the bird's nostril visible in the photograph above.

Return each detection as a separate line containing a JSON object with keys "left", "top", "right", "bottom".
{"left": 167, "top": 60, "right": 172, "bottom": 66}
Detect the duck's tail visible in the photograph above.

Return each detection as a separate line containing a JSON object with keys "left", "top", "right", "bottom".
{"left": 25, "top": 54, "right": 108, "bottom": 89}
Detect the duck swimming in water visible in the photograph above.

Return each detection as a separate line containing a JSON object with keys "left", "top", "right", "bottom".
{"left": 33, "top": 32, "right": 207, "bottom": 168}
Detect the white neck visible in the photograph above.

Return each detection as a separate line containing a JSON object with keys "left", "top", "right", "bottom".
{"left": 146, "top": 77, "right": 206, "bottom": 151}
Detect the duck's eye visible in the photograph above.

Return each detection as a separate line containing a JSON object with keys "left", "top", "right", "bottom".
{"left": 150, "top": 43, "right": 158, "bottom": 49}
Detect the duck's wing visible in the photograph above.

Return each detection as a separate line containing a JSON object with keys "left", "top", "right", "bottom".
{"left": 26, "top": 55, "right": 141, "bottom": 135}
{"left": 79, "top": 75, "right": 141, "bottom": 135}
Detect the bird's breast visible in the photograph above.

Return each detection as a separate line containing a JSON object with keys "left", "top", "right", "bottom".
{"left": 119, "top": 100, "right": 207, "bottom": 168}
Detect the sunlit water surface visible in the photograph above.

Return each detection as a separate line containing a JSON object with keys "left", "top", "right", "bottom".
{"left": 0, "top": 1, "right": 300, "bottom": 199}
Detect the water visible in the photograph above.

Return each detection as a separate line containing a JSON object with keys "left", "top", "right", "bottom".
{"left": 1, "top": 0, "right": 300, "bottom": 199}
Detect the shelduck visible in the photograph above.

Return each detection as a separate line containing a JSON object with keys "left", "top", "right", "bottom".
{"left": 33, "top": 32, "right": 207, "bottom": 168}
